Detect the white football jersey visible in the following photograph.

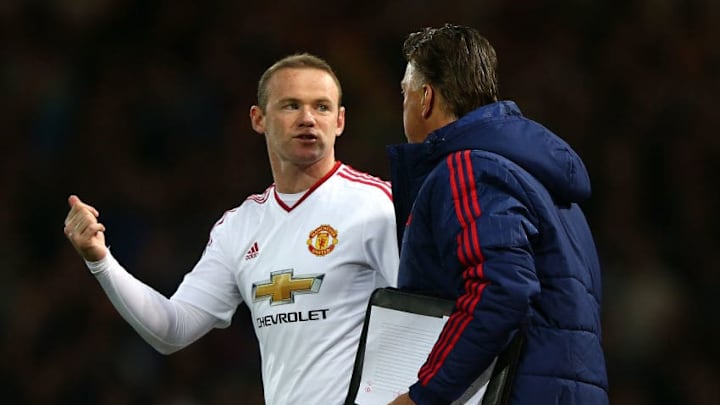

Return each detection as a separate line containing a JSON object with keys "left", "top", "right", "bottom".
{"left": 172, "top": 162, "right": 399, "bottom": 405}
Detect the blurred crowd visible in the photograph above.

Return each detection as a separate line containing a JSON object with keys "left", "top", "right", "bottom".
{"left": 1, "top": 0, "right": 718, "bottom": 404}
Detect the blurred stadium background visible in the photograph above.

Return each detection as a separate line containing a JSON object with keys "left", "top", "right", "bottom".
{"left": 1, "top": 1, "right": 718, "bottom": 404}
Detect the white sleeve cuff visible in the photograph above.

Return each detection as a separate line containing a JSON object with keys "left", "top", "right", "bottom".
{"left": 85, "top": 250, "right": 115, "bottom": 275}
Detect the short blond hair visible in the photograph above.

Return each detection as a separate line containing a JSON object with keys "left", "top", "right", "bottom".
{"left": 256, "top": 53, "right": 343, "bottom": 110}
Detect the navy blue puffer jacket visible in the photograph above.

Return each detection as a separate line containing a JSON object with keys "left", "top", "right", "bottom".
{"left": 388, "top": 101, "right": 608, "bottom": 405}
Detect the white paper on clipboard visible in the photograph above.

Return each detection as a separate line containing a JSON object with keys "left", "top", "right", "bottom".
{"left": 353, "top": 307, "right": 494, "bottom": 405}
{"left": 354, "top": 306, "right": 449, "bottom": 404}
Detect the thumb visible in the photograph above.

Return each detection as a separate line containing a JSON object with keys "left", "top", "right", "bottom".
{"left": 68, "top": 194, "right": 100, "bottom": 217}
{"left": 68, "top": 194, "right": 80, "bottom": 207}
{"left": 68, "top": 194, "right": 100, "bottom": 218}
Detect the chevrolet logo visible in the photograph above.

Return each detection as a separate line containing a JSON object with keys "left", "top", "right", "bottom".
{"left": 252, "top": 269, "right": 324, "bottom": 305}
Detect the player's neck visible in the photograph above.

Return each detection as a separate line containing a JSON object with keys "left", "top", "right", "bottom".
{"left": 271, "top": 157, "right": 338, "bottom": 194}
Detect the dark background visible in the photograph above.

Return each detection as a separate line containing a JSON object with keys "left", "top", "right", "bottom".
{"left": 2, "top": 1, "right": 718, "bottom": 404}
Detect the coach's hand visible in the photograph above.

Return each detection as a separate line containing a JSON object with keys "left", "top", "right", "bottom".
{"left": 388, "top": 393, "right": 416, "bottom": 405}
{"left": 64, "top": 195, "right": 107, "bottom": 262}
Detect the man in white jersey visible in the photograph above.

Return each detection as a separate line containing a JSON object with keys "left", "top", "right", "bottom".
{"left": 63, "top": 53, "right": 399, "bottom": 404}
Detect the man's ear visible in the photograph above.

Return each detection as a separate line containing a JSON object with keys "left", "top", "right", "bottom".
{"left": 421, "top": 85, "right": 434, "bottom": 119}
{"left": 336, "top": 106, "right": 346, "bottom": 137}
{"left": 249, "top": 105, "right": 265, "bottom": 134}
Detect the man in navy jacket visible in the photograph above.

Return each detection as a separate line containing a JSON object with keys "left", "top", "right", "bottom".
{"left": 387, "top": 24, "right": 608, "bottom": 405}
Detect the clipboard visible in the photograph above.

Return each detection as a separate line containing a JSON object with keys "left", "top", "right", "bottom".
{"left": 344, "top": 287, "right": 523, "bottom": 405}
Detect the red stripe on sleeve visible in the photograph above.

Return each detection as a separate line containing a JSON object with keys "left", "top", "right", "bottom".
{"left": 449, "top": 154, "right": 473, "bottom": 266}
{"left": 463, "top": 151, "right": 482, "bottom": 217}
{"left": 463, "top": 151, "right": 485, "bottom": 263}
{"left": 456, "top": 234, "right": 468, "bottom": 266}
{"left": 418, "top": 151, "right": 488, "bottom": 385}
{"left": 454, "top": 154, "right": 476, "bottom": 265}
{"left": 447, "top": 155, "right": 467, "bottom": 228}
{"left": 419, "top": 312, "right": 474, "bottom": 383}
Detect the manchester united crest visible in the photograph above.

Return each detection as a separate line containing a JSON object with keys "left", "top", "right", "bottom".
{"left": 307, "top": 224, "right": 339, "bottom": 256}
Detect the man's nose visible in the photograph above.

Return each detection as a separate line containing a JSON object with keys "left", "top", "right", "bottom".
{"left": 298, "top": 106, "right": 316, "bottom": 125}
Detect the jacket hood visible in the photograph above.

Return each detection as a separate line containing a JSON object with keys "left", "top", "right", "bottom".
{"left": 424, "top": 101, "right": 591, "bottom": 203}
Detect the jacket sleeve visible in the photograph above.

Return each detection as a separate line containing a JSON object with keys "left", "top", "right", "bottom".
{"left": 409, "top": 151, "right": 540, "bottom": 404}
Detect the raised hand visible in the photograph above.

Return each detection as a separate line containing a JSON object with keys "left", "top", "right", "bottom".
{"left": 63, "top": 195, "right": 107, "bottom": 262}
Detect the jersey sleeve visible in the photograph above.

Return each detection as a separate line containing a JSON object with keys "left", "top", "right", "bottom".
{"left": 363, "top": 193, "right": 399, "bottom": 288}
{"left": 171, "top": 211, "right": 244, "bottom": 326}
{"left": 410, "top": 152, "right": 541, "bottom": 403}
{"left": 87, "top": 251, "right": 225, "bottom": 355}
